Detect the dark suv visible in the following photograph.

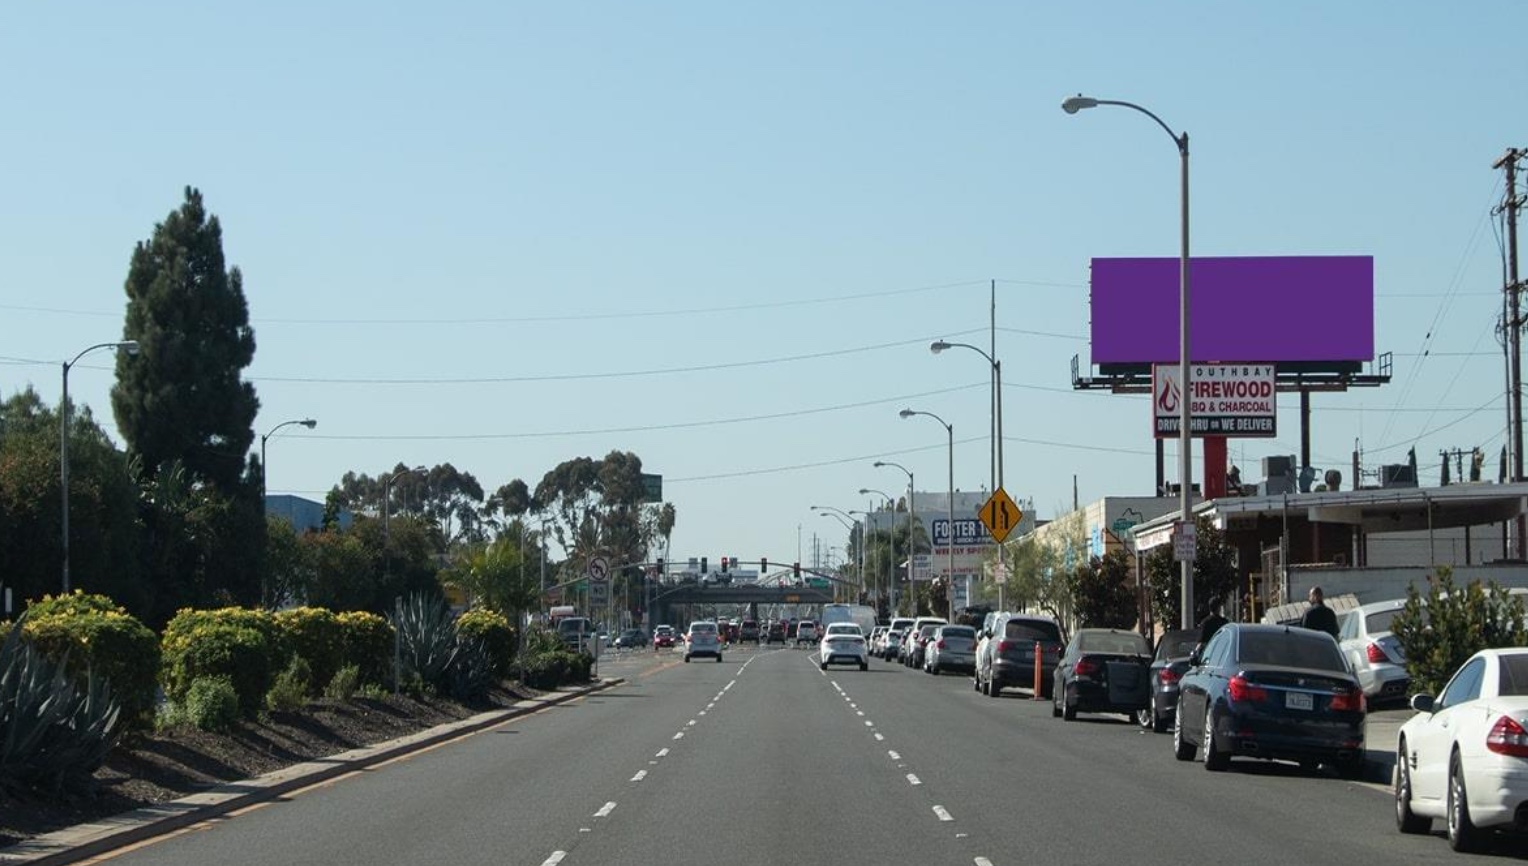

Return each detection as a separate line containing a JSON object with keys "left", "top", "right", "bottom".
{"left": 976, "top": 613, "right": 1064, "bottom": 698}
{"left": 765, "top": 622, "right": 787, "bottom": 644}
{"left": 738, "top": 619, "right": 761, "bottom": 643}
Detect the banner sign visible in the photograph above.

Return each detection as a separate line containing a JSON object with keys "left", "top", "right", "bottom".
{"left": 1153, "top": 363, "right": 1277, "bottom": 438}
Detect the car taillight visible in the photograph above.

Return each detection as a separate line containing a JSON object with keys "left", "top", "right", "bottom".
{"left": 1329, "top": 687, "right": 1366, "bottom": 712}
{"left": 1075, "top": 658, "right": 1100, "bottom": 677}
{"left": 1366, "top": 642, "right": 1388, "bottom": 664}
{"left": 1228, "top": 675, "right": 1268, "bottom": 703}
{"left": 936, "top": 640, "right": 946, "bottom": 649}
{"left": 996, "top": 640, "right": 1012, "bottom": 653}
{"left": 1158, "top": 667, "right": 1181, "bottom": 685}
{"left": 1488, "top": 716, "right": 1528, "bottom": 757}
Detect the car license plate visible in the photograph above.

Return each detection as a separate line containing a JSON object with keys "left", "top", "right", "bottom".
{"left": 1285, "top": 692, "right": 1313, "bottom": 711}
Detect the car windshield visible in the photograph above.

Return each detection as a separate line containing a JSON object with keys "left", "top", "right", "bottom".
{"left": 690, "top": 624, "right": 717, "bottom": 635}
{"left": 1155, "top": 631, "right": 1199, "bottom": 660}
{"left": 1237, "top": 630, "right": 1345, "bottom": 671}
{"left": 940, "top": 626, "right": 976, "bottom": 639}
{"left": 1365, "top": 608, "right": 1405, "bottom": 634}
{"left": 1078, "top": 632, "right": 1148, "bottom": 655}
{"left": 1500, "top": 654, "right": 1528, "bottom": 696}
{"left": 1006, "top": 620, "right": 1061, "bottom": 642}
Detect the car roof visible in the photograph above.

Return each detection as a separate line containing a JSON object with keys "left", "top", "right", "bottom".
{"left": 1350, "top": 598, "right": 1409, "bottom": 614}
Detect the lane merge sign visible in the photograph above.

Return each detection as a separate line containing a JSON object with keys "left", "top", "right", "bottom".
{"left": 978, "top": 488, "right": 1022, "bottom": 544}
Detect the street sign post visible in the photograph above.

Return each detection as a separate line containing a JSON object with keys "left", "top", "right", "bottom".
{"left": 978, "top": 488, "right": 1023, "bottom": 544}
{"left": 587, "top": 556, "right": 610, "bottom": 583}
{"left": 1173, "top": 522, "right": 1197, "bottom": 562}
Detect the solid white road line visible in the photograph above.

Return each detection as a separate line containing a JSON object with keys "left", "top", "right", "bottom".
{"left": 594, "top": 802, "right": 617, "bottom": 818}
{"left": 540, "top": 852, "right": 567, "bottom": 866}
{"left": 906, "top": 774, "right": 922, "bottom": 786}
{"left": 933, "top": 806, "right": 953, "bottom": 822}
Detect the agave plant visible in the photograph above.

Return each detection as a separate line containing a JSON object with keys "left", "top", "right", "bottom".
{"left": 447, "top": 637, "right": 495, "bottom": 704}
{"left": 0, "top": 614, "right": 123, "bottom": 795}
{"left": 390, "top": 594, "right": 458, "bottom": 693}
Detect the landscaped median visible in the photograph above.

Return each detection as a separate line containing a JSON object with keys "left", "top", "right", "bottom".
{"left": 0, "top": 677, "right": 624, "bottom": 866}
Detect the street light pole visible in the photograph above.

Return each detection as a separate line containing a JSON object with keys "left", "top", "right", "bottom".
{"left": 901, "top": 409, "right": 955, "bottom": 620}
{"left": 260, "top": 418, "right": 317, "bottom": 503}
{"left": 930, "top": 340, "right": 1005, "bottom": 609}
{"left": 61, "top": 339, "right": 139, "bottom": 593}
{"left": 867, "top": 465, "right": 915, "bottom": 616}
{"left": 1063, "top": 93, "right": 1194, "bottom": 628}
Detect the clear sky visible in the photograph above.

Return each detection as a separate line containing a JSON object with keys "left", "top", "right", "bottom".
{"left": 3, "top": 2, "right": 1524, "bottom": 569}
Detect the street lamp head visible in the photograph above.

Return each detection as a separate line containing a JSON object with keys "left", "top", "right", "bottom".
{"left": 300, "top": 419, "right": 317, "bottom": 429}
{"left": 929, "top": 340, "right": 950, "bottom": 354}
{"left": 1062, "top": 94, "right": 1098, "bottom": 114}
{"left": 873, "top": 461, "right": 887, "bottom": 468}
{"left": 898, "top": 409, "right": 915, "bottom": 419}
{"left": 120, "top": 340, "right": 141, "bottom": 356}
{"left": 858, "top": 488, "right": 872, "bottom": 495}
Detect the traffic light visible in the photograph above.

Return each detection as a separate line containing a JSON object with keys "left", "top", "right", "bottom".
{"left": 701, "top": 556, "right": 708, "bottom": 575}
{"left": 760, "top": 557, "right": 768, "bottom": 575}
{"left": 720, "top": 556, "right": 728, "bottom": 574}
{"left": 793, "top": 562, "right": 801, "bottom": 578}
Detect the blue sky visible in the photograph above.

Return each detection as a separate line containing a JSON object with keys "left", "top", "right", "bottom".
{"left": 2, "top": 2, "right": 1523, "bottom": 568}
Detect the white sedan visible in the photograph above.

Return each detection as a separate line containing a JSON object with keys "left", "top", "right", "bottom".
{"left": 1395, "top": 647, "right": 1528, "bottom": 852}
{"left": 819, "top": 628, "right": 868, "bottom": 671}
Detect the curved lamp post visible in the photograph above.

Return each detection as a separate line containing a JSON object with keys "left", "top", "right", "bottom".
{"left": 902, "top": 409, "right": 955, "bottom": 618}
{"left": 61, "top": 339, "right": 139, "bottom": 592}
{"left": 930, "top": 339, "right": 1009, "bottom": 608}
{"left": 868, "top": 464, "right": 914, "bottom": 616}
{"left": 1063, "top": 93, "right": 1194, "bottom": 629}
{"left": 260, "top": 418, "right": 317, "bottom": 502}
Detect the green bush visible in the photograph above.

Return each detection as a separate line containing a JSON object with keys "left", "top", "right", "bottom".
{"left": 184, "top": 676, "right": 240, "bottom": 732}
{"left": 267, "top": 656, "right": 313, "bottom": 712}
{"left": 448, "top": 639, "right": 495, "bottom": 703}
{"left": 21, "top": 592, "right": 160, "bottom": 727}
{"left": 161, "top": 622, "right": 273, "bottom": 718}
{"left": 273, "top": 608, "right": 344, "bottom": 691}
{"left": 336, "top": 610, "right": 393, "bottom": 687}
{"left": 392, "top": 594, "right": 456, "bottom": 694}
{"left": 514, "top": 650, "right": 592, "bottom": 690}
{"left": 1393, "top": 567, "right": 1528, "bottom": 696}
{"left": 455, "top": 609, "right": 516, "bottom": 678}
{"left": 324, "top": 664, "right": 361, "bottom": 700}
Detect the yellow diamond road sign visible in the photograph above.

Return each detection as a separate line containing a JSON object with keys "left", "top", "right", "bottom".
{"left": 978, "top": 487, "right": 1022, "bottom": 544}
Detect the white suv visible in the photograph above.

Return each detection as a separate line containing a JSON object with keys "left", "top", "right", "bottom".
{"left": 819, "top": 624, "right": 868, "bottom": 671}
{"left": 684, "top": 622, "right": 723, "bottom": 663}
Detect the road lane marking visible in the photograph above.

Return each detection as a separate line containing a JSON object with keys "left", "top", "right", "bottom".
{"left": 687, "top": 719, "right": 697, "bottom": 726}
{"left": 631, "top": 770, "right": 647, "bottom": 782}
{"left": 857, "top": 711, "right": 865, "bottom": 717}
{"left": 975, "top": 859, "right": 994, "bottom": 866}
{"left": 906, "top": 774, "right": 922, "bottom": 786}
{"left": 594, "top": 802, "right": 617, "bottom": 818}
{"left": 864, "top": 720, "right": 874, "bottom": 727}
{"left": 888, "top": 751, "right": 901, "bottom": 760}
{"left": 673, "top": 732, "right": 685, "bottom": 740}
{"left": 874, "top": 733, "right": 885, "bottom": 741}
{"left": 540, "top": 852, "right": 567, "bottom": 866}
{"left": 933, "top": 806, "right": 953, "bottom": 822}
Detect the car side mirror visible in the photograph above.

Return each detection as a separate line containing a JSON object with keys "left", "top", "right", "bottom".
{"left": 1410, "top": 694, "right": 1435, "bottom": 714}
{"left": 1188, "top": 649, "right": 1203, "bottom": 667}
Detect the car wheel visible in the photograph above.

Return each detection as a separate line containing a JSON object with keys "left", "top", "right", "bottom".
{"left": 1173, "top": 704, "right": 1194, "bottom": 761}
{"left": 1136, "top": 696, "right": 1154, "bottom": 731}
{"left": 988, "top": 680, "right": 1001, "bottom": 698}
{"left": 1202, "top": 705, "right": 1228, "bottom": 771}
{"left": 716, "top": 655, "right": 723, "bottom": 663}
{"left": 1062, "top": 687, "right": 1077, "bottom": 721}
{"left": 1448, "top": 754, "right": 1482, "bottom": 852}
{"left": 1051, "top": 688, "right": 1061, "bottom": 717}
{"left": 1395, "top": 741, "right": 1431, "bottom": 834}
{"left": 820, "top": 661, "right": 827, "bottom": 671}
{"left": 684, "top": 655, "right": 691, "bottom": 663}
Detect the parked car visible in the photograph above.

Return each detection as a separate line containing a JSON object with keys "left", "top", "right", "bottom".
{"left": 765, "top": 622, "right": 787, "bottom": 644}
{"left": 819, "top": 627, "right": 869, "bottom": 671}
{"left": 976, "top": 613, "right": 1064, "bottom": 698}
{"left": 1052, "top": 629, "right": 1151, "bottom": 721}
{"left": 1173, "top": 623, "right": 1365, "bottom": 777}
{"left": 613, "top": 628, "right": 649, "bottom": 649}
{"left": 867, "top": 626, "right": 887, "bottom": 656}
{"left": 1135, "top": 629, "right": 1199, "bottom": 733}
{"left": 881, "top": 629, "right": 903, "bottom": 661}
{"left": 794, "top": 621, "right": 819, "bottom": 646}
{"left": 738, "top": 619, "right": 761, "bottom": 643}
{"left": 924, "top": 624, "right": 978, "bottom": 676}
{"left": 904, "top": 617, "right": 947, "bottom": 668}
{"left": 1337, "top": 598, "right": 1410, "bottom": 707}
{"left": 653, "top": 625, "right": 676, "bottom": 648}
{"left": 887, "top": 617, "right": 916, "bottom": 660}
{"left": 1395, "top": 648, "right": 1528, "bottom": 851}
{"left": 684, "top": 621, "right": 724, "bottom": 663}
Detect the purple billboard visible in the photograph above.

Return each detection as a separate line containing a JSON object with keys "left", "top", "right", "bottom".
{"left": 1090, "top": 256, "right": 1374, "bottom": 365}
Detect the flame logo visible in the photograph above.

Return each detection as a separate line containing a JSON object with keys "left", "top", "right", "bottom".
{"left": 1157, "top": 374, "right": 1180, "bottom": 413}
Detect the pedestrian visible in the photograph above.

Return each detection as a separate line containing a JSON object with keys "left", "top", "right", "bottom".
{"left": 1197, "top": 595, "right": 1229, "bottom": 648}
{"left": 1300, "top": 585, "right": 1340, "bottom": 639}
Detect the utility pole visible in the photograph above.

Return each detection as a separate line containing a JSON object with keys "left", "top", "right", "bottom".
{"left": 1496, "top": 147, "right": 1526, "bottom": 557}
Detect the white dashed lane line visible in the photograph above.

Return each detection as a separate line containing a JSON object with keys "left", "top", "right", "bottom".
{"left": 539, "top": 852, "right": 567, "bottom": 866}
{"left": 672, "top": 732, "right": 685, "bottom": 740}
{"left": 906, "top": 774, "right": 922, "bottom": 786}
{"left": 594, "top": 802, "right": 616, "bottom": 818}
{"left": 655, "top": 748, "right": 669, "bottom": 758}
{"left": 631, "top": 770, "right": 647, "bottom": 782}
{"left": 888, "top": 751, "right": 901, "bottom": 761}
{"left": 974, "top": 859, "right": 995, "bottom": 866}
{"left": 933, "top": 805, "right": 953, "bottom": 822}
{"left": 874, "top": 733, "right": 884, "bottom": 741}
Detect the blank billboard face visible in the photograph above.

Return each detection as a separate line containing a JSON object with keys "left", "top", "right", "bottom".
{"left": 1089, "top": 256, "right": 1374, "bottom": 365}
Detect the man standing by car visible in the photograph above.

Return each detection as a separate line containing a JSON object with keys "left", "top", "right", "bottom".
{"left": 1300, "top": 585, "right": 1339, "bottom": 639}
{"left": 1197, "top": 595, "right": 1228, "bottom": 648}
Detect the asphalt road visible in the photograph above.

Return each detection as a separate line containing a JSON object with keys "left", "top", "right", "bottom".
{"left": 95, "top": 644, "right": 1502, "bottom": 865}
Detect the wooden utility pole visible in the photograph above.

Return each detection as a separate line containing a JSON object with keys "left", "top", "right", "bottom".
{"left": 1496, "top": 148, "right": 1525, "bottom": 556}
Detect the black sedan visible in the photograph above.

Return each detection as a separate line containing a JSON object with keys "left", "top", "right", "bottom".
{"left": 612, "top": 628, "right": 649, "bottom": 649}
{"left": 1052, "top": 628, "right": 1152, "bottom": 721}
{"left": 1136, "top": 629, "right": 1199, "bottom": 733}
{"left": 1173, "top": 623, "right": 1365, "bottom": 777}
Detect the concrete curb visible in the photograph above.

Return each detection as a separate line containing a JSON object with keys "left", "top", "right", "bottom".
{"left": 0, "top": 678, "right": 625, "bottom": 866}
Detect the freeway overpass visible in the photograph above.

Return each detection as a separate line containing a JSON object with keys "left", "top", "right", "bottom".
{"left": 649, "top": 581, "right": 838, "bottom": 626}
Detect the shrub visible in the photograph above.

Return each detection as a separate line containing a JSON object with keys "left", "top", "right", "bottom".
{"left": 324, "top": 664, "right": 361, "bottom": 700}
{"left": 448, "top": 638, "right": 495, "bottom": 703}
{"left": 1393, "top": 567, "right": 1528, "bottom": 696}
{"left": 336, "top": 610, "right": 393, "bottom": 687}
{"left": 161, "top": 622, "right": 273, "bottom": 718}
{"left": 183, "top": 676, "right": 240, "bottom": 732}
{"left": 0, "top": 615, "right": 123, "bottom": 795}
{"left": 391, "top": 594, "right": 456, "bottom": 694}
{"left": 514, "top": 650, "right": 591, "bottom": 690}
{"left": 21, "top": 593, "right": 159, "bottom": 727}
{"left": 455, "top": 609, "right": 516, "bottom": 678}
{"left": 273, "top": 608, "right": 344, "bottom": 691}
{"left": 267, "top": 656, "right": 313, "bottom": 712}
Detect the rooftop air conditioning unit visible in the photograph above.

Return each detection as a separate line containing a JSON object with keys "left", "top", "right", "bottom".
{"left": 1262, "top": 455, "right": 1295, "bottom": 480}
{"left": 1379, "top": 464, "right": 1418, "bottom": 488}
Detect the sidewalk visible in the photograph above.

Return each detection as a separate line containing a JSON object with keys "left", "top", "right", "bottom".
{"left": 0, "top": 678, "right": 624, "bottom": 866}
{"left": 1362, "top": 706, "right": 1415, "bottom": 786}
